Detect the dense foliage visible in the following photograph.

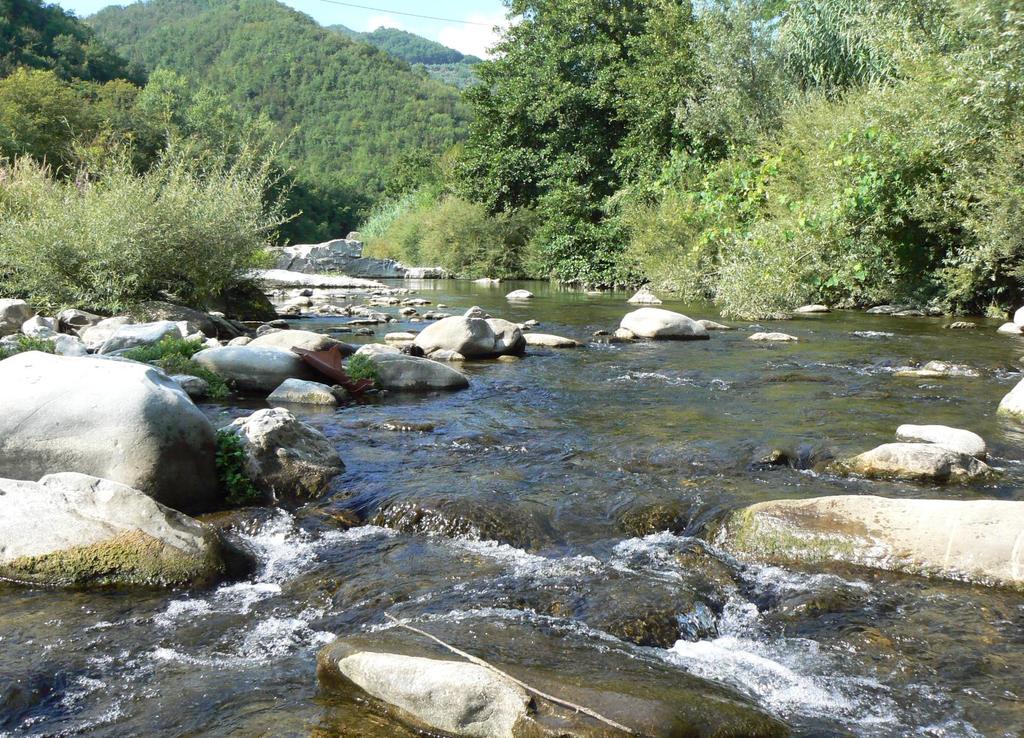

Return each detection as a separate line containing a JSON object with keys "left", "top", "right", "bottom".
{"left": 1, "top": 0, "right": 141, "bottom": 82}
{"left": 122, "top": 336, "right": 230, "bottom": 398}
{"left": 449, "top": 0, "right": 1024, "bottom": 316}
{"left": 216, "top": 429, "right": 261, "bottom": 505}
{"left": 89, "top": 0, "right": 471, "bottom": 241}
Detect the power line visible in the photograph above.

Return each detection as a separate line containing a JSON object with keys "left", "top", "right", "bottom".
{"left": 313, "top": 0, "right": 495, "bottom": 26}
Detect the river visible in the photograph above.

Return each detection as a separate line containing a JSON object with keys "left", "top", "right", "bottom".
{"left": 3, "top": 280, "right": 1023, "bottom": 737}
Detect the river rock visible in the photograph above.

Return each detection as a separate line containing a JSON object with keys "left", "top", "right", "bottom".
{"left": 795, "top": 304, "right": 830, "bottom": 313}
{"left": 56, "top": 308, "right": 103, "bottom": 333}
{"left": 369, "top": 353, "right": 470, "bottom": 391}
{"left": 894, "top": 360, "right": 978, "bottom": 378}
{"left": 193, "top": 346, "right": 318, "bottom": 393}
{"left": 98, "top": 320, "right": 187, "bottom": 354}
{"left": 619, "top": 308, "right": 709, "bottom": 340}
{"left": 748, "top": 332, "right": 799, "bottom": 342}
{"left": 172, "top": 374, "right": 210, "bottom": 399}
{"left": 998, "top": 322, "right": 1023, "bottom": 335}
{"left": 318, "top": 627, "right": 786, "bottom": 738}
{"left": 506, "top": 289, "right": 534, "bottom": 300}
{"left": 524, "top": 333, "right": 579, "bottom": 348}
{"left": 697, "top": 319, "right": 733, "bottom": 330}
{"left": 627, "top": 287, "right": 662, "bottom": 305}
{"left": 0, "top": 473, "right": 238, "bottom": 588}
{"left": 0, "top": 352, "right": 219, "bottom": 512}
{"left": 385, "top": 332, "right": 417, "bottom": 343}
{"left": 49, "top": 333, "right": 88, "bottom": 357}
{"left": 486, "top": 318, "right": 526, "bottom": 355}
{"left": 0, "top": 299, "right": 34, "bottom": 337}
{"left": 267, "top": 378, "right": 339, "bottom": 406}
{"left": 356, "top": 343, "right": 401, "bottom": 357}
{"left": 78, "top": 316, "right": 133, "bottom": 349}
{"left": 946, "top": 321, "right": 976, "bottom": 330}
{"left": 228, "top": 336, "right": 252, "bottom": 346}
{"left": 895, "top": 424, "right": 987, "bottom": 459}
{"left": 21, "top": 315, "right": 56, "bottom": 338}
{"left": 427, "top": 349, "right": 466, "bottom": 362}
{"left": 997, "top": 377, "right": 1024, "bottom": 418}
{"left": 414, "top": 316, "right": 498, "bottom": 358}
{"left": 249, "top": 329, "right": 354, "bottom": 355}
{"left": 223, "top": 408, "right": 343, "bottom": 501}
{"left": 866, "top": 305, "right": 898, "bottom": 314}
{"left": 464, "top": 306, "right": 489, "bottom": 319}
{"left": 842, "top": 442, "right": 990, "bottom": 483}
{"left": 1014, "top": 306, "right": 1024, "bottom": 326}
{"left": 722, "top": 495, "right": 1024, "bottom": 589}
{"left": 135, "top": 301, "right": 219, "bottom": 337}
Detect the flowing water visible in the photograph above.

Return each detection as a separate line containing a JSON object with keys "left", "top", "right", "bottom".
{"left": 3, "top": 281, "right": 1024, "bottom": 737}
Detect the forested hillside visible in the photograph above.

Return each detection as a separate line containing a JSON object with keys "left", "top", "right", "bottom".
{"left": 89, "top": 0, "right": 472, "bottom": 241}
{"left": 328, "top": 24, "right": 481, "bottom": 88}
{"left": 366, "top": 0, "right": 1024, "bottom": 318}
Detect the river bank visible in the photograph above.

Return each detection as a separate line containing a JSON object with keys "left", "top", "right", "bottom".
{"left": 2, "top": 280, "right": 1024, "bottom": 736}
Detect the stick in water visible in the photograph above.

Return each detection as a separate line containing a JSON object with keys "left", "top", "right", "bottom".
{"left": 383, "top": 613, "right": 635, "bottom": 735}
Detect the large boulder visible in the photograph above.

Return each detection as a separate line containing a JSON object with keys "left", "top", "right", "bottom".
{"left": 222, "top": 408, "right": 343, "bottom": 501}
{"left": 249, "top": 329, "right": 354, "bottom": 355}
{"left": 318, "top": 627, "right": 785, "bottom": 738}
{"left": 192, "top": 345, "right": 318, "bottom": 393}
{"left": 78, "top": 316, "right": 134, "bottom": 350}
{"left": 486, "top": 318, "right": 526, "bottom": 355}
{"left": 0, "top": 473, "right": 238, "bottom": 588}
{"left": 841, "top": 442, "right": 990, "bottom": 483}
{"left": 998, "top": 377, "right": 1024, "bottom": 419}
{"left": 370, "top": 353, "right": 470, "bottom": 392}
{"left": 0, "top": 299, "right": 35, "bottom": 337}
{"left": 98, "top": 320, "right": 187, "bottom": 355}
{"left": 619, "top": 308, "right": 708, "bottom": 340}
{"left": 413, "top": 316, "right": 497, "bottom": 358}
{"left": 0, "top": 352, "right": 219, "bottom": 512}
{"left": 57, "top": 308, "right": 103, "bottom": 333}
{"left": 722, "top": 495, "right": 1024, "bottom": 589}
{"left": 895, "top": 424, "right": 987, "bottom": 459}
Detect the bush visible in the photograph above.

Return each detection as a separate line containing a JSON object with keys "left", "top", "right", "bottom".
{"left": 215, "top": 430, "right": 261, "bottom": 506}
{"left": 0, "top": 335, "right": 57, "bottom": 360}
{"left": 0, "top": 142, "right": 283, "bottom": 314}
{"left": 122, "top": 336, "right": 230, "bottom": 399}
{"left": 346, "top": 353, "right": 379, "bottom": 386}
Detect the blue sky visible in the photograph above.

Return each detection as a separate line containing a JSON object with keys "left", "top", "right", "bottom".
{"left": 63, "top": 0, "right": 509, "bottom": 57}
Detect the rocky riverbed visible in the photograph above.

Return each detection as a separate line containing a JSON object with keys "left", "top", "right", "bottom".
{"left": 2, "top": 281, "right": 1024, "bottom": 737}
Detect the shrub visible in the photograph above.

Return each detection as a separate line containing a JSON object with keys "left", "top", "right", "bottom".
{"left": 0, "top": 142, "right": 283, "bottom": 314}
{"left": 121, "top": 336, "right": 205, "bottom": 363}
{"left": 346, "top": 353, "right": 380, "bottom": 386}
{"left": 0, "top": 335, "right": 57, "bottom": 360}
{"left": 122, "top": 336, "right": 230, "bottom": 399}
{"left": 215, "top": 430, "right": 261, "bottom": 506}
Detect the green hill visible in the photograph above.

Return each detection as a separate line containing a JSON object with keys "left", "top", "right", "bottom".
{"left": 327, "top": 24, "right": 480, "bottom": 89}
{"left": 1, "top": 0, "right": 140, "bottom": 82}
{"left": 89, "top": 0, "right": 471, "bottom": 240}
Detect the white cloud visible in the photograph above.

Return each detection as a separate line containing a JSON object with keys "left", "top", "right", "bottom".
{"left": 365, "top": 14, "right": 406, "bottom": 32}
{"left": 437, "top": 12, "right": 508, "bottom": 59}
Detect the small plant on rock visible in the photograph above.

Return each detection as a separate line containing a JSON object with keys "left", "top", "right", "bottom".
{"left": 215, "top": 429, "right": 262, "bottom": 506}
{"left": 123, "top": 336, "right": 230, "bottom": 399}
{"left": 346, "top": 353, "right": 380, "bottom": 386}
{"left": 0, "top": 335, "right": 56, "bottom": 360}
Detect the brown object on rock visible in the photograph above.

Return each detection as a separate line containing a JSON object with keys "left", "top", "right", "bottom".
{"left": 293, "top": 346, "right": 375, "bottom": 396}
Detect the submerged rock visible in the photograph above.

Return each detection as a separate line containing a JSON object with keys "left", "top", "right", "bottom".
{"left": 370, "top": 354, "right": 470, "bottom": 392}
{"left": 895, "top": 424, "right": 987, "bottom": 459}
{"left": 841, "top": 442, "right": 990, "bottom": 483}
{"left": 893, "top": 360, "right": 979, "bottom": 378}
{"left": 722, "top": 495, "right": 1024, "bottom": 589}
{"left": 193, "top": 345, "right": 318, "bottom": 393}
{"left": 0, "top": 473, "right": 239, "bottom": 588}
{"left": 748, "top": 332, "right": 799, "bottom": 342}
{"left": 318, "top": 627, "right": 786, "bottom": 738}
{"left": 0, "top": 352, "right": 219, "bottom": 512}
{"left": 267, "top": 378, "right": 339, "bottom": 406}
{"left": 619, "top": 308, "right": 709, "bottom": 340}
{"left": 222, "top": 408, "right": 343, "bottom": 502}
{"left": 249, "top": 329, "right": 354, "bottom": 355}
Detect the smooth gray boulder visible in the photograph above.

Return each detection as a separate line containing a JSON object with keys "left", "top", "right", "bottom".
{"left": 427, "top": 349, "right": 466, "bottom": 362}
{"left": 842, "top": 442, "right": 990, "bottom": 483}
{"left": 193, "top": 345, "right": 318, "bottom": 393}
{"left": 506, "top": 289, "right": 534, "bottom": 300}
{"left": 384, "top": 332, "right": 417, "bottom": 343}
{"left": 627, "top": 287, "right": 662, "bottom": 305}
{"left": 619, "top": 308, "right": 708, "bottom": 340}
{"left": 0, "top": 473, "right": 233, "bottom": 588}
{"left": 98, "top": 320, "right": 186, "bottom": 354}
{"left": 0, "top": 299, "right": 34, "bottom": 337}
{"left": 56, "top": 308, "right": 103, "bottom": 333}
{"left": 697, "top": 319, "right": 733, "bottom": 330}
{"left": 895, "top": 424, "right": 987, "bottom": 459}
{"left": 486, "top": 318, "right": 526, "bottom": 355}
{"left": 78, "top": 316, "right": 133, "bottom": 350}
{"left": 414, "top": 316, "right": 497, "bottom": 358}
{"left": 355, "top": 343, "right": 401, "bottom": 357}
{"left": 0, "top": 352, "right": 219, "bottom": 512}
{"left": 894, "top": 360, "right": 979, "bottom": 378}
{"left": 795, "top": 304, "right": 830, "bottom": 313}
{"left": 370, "top": 353, "right": 470, "bottom": 392}
{"left": 249, "top": 329, "right": 354, "bottom": 355}
{"left": 722, "top": 495, "right": 1024, "bottom": 589}
{"left": 998, "top": 322, "right": 1023, "bottom": 335}
{"left": 222, "top": 408, "right": 343, "bottom": 501}
{"left": 171, "top": 374, "right": 210, "bottom": 399}
{"left": 21, "top": 315, "right": 56, "bottom": 338}
{"left": 524, "top": 333, "right": 579, "bottom": 348}
{"left": 267, "top": 378, "right": 338, "bottom": 406}
{"left": 1014, "top": 306, "right": 1024, "bottom": 326}
{"left": 998, "top": 377, "right": 1024, "bottom": 419}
